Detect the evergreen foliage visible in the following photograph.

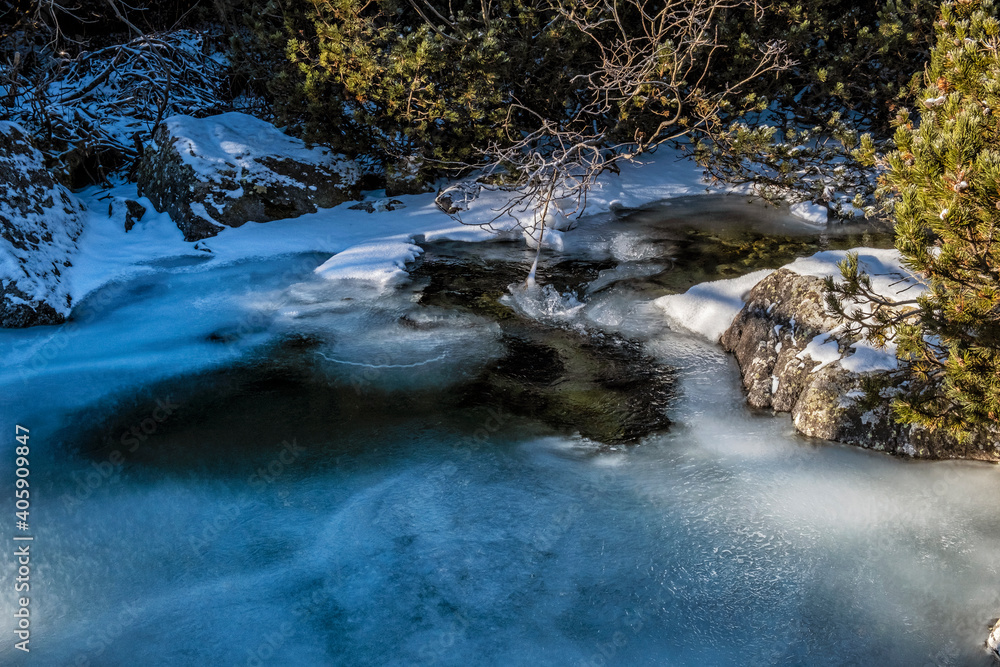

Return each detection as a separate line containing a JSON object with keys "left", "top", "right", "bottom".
{"left": 697, "top": 0, "right": 938, "bottom": 217}
{"left": 828, "top": 0, "right": 1000, "bottom": 437}
{"left": 239, "top": 0, "right": 588, "bottom": 177}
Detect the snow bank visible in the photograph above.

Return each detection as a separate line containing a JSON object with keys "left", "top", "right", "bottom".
{"left": 653, "top": 269, "right": 774, "bottom": 341}
{"left": 789, "top": 201, "right": 828, "bottom": 225}
{"left": 70, "top": 146, "right": 711, "bottom": 306}
{"left": 314, "top": 240, "right": 423, "bottom": 284}
{"left": 787, "top": 247, "right": 918, "bottom": 299}
{"left": 67, "top": 141, "right": 864, "bottom": 318}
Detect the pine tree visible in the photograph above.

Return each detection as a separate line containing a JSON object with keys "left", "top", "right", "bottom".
{"left": 697, "top": 0, "right": 937, "bottom": 217}
{"left": 830, "top": 0, "right": 1000, "bottom": 438}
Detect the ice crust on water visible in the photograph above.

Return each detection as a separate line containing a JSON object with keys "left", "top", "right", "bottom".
{"left": 277, "top": 273, "right": 505, "bottom": 391}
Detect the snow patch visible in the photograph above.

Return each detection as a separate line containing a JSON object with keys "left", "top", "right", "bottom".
{"left": 789, "top": 201, "right": 828, "bottom": 225}
{"left": 788, "top": 248, "right": 921, "bottom": 374}
{"left": 840, "top": 341, "right": 898, "bottom": 374}
{"left": 314, "top": 240, "right": 423, "bottom": 285}
{"left": 653, "top": 269, "right": 774, "bottom": 341}
{"left": 796, "top": 332, "right": 841, "bottom": 372}
{"left": 162, "top": 113, "right": 356, "bottom": 187}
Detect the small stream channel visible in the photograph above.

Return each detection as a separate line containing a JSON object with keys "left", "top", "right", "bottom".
{"left": 1, "top": 196, "right": 997, "bottom": 666}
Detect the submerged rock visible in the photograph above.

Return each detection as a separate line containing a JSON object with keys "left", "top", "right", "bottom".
{"left": 413, "top": 245, "right": 674, "bottom": 444}
{"left": 721, "top": 268, "right": 1000, "bottom": 460}
{"left": 469, "top": 325, "right": 674, "bottom": 444}
{"left": 136, "top": 113, "right": 360, "bottom": 241}
{"left": 0, "top": 122, "right": 86, "bottom": 327}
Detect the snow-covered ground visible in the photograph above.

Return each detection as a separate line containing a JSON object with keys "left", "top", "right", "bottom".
{"left": 69, "top": 148, "right": 724, "bottom": 305}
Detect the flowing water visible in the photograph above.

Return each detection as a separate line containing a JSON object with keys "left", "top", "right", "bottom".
{"left": 1, "top": 198, "right": 998, "bottom": 666}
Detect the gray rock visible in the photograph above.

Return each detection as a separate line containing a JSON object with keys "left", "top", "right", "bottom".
{"left": 108, "top": 198, "right": 146, "bottom": 232}
{"left": 721, "top": 269, "right": 839, "bottom": 408}
{"left": 0, "top": 122, "right": 85, "bottom": 327}
{"left": 988, "top": 618, "right": 1000, "bottom": 660}
{"left": 136, "top": 113, "right": 360, "bottom": 242}
{"left": 347, "top": 198, "right": 405, "bottom": 214}
{"left": 721, "top": 267, "right": 1000, "bottom": 460}
{"left": 385, "top": 155, "right": 434, "bottom": 196}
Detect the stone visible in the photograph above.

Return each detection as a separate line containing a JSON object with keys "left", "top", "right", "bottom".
{"left": 0, "top": 122, "right": 85, "bottom": 327}
{"left": 136, "top": 113, "right": 360, "bottom": 241}
{"left": 108, "top": 198, "right": 146, "bottom": 232}
{"left": 721, "top": 269, "right": 840, "bottom": 408}
{"left": 347, "top": 198, "right": 405, "bottom": 214}
{"left": 385, "top": 155, "right": 434, "bottom": 196}
{"left": 721, "top": 267, "right": 1000, "bottom": 460}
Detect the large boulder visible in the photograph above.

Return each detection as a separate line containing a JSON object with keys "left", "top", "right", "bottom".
{"left": 720, "top": 268, "right": 1000, "bottom": 460}
{"left": 0, "top": 122, "right": 85, "bottom": 328}
{"left": 136, "top": 113, "right": 361, "bottom": 241}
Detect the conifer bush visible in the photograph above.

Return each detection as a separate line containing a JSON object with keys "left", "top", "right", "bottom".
{"left": 240, "top": 0, "right": 588, "bottom": 183}
{"left": 698, "top": 0, "right": 938, "bottom": 216}
{"left": 829, "top": 0, "right": 1000, "bottom": 437}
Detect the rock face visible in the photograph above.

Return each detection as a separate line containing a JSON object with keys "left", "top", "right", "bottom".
{"left": 385, "top": 155, "right": 434, "bottom": 196}
{"left": 0, "top": 122, "right": 85, "bottom": 328}
{"left": 988, "top": 618, "right": 1000, "bottom": 659}
{"left": 136, "top": 113, "right": 360, "bottom": 241}
{"left": 720, "top": 268, "right": 1000, "bottom": 460}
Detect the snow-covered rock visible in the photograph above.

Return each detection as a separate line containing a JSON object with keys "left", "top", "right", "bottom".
{"left": 136, "top": 113, "right": 360, "bottom": 241}
{"left": 0, "top": 122, "right": 85, "bottom": 328}
{"left": 988, "top": 618, "right": 1000, "bottom": 659}
{"left": 107, "top": 197, "right": 146, "bottom": 232}
{"left": 718, "top": 252, "right": 1000, "bottom": 460}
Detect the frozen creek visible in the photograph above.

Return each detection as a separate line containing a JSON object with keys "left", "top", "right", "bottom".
{"left": 1, "top": 197, "right": 999, "bottom": 666}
